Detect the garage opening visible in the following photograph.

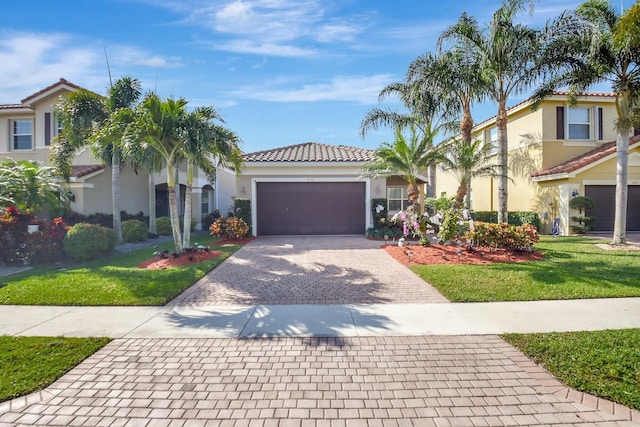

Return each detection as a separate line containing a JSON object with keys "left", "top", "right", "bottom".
{"left": 585, "top": 185, "right": 640, "bottom": 231}
{"left": 256, "top": 182, "right": 366, "bottom": 235}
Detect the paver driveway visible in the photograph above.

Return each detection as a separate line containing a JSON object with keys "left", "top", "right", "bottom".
{"left": 2, "top": 236, "right": 639, "bottom": 426}
{"left": 169, "top": 236, "right": 448, "bottom": 306}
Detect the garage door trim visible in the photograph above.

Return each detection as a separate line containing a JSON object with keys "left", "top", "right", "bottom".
{"left": 251, "top": 177, "right": 372, "bottom": 236}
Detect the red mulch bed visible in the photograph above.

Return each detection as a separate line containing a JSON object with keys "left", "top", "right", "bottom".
{"left": 137, "top": 237, "right": 255, "bottom": 270}
{"left": 384, "top": 243, "right": 543, "bottom": 266}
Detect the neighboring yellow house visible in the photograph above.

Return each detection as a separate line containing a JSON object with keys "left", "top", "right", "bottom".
{"left": 436, "top": 92, "right": 640, "bottom": 235}
{"left": 0, "top": 78, "right": 235, "bottom": 228}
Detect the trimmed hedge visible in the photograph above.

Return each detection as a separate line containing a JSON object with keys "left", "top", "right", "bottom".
{"left": 473, "top": 211, "right": 540, "bottom": 229}
{"left": 121, "top": 219, "right": 148, "bottom": 243}
{"left": 155, "top": 216, "right": 172, "bottom": 235}
{"left": 63, "top": 223, "right": 117, "bottom": 260}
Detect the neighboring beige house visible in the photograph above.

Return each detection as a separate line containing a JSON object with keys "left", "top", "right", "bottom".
{"left": 238, "top": 142, "right": 426, "bottom": 236}
{"left": 436, "top": 92, "right": 640, "bottom": 235}
{"left": 0, "top": 78, "right": 235, "bottom": 228}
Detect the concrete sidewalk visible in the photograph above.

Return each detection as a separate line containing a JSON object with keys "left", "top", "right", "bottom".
{"left": 3, "top": 297, "right": 640, "bottom": 338}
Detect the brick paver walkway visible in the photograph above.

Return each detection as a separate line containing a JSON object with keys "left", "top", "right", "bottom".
{"left": 1, "top": 336, "right": 637, "bottom": 426}
{"left": 169, "top": 236, "right": 448, "bottom": 306}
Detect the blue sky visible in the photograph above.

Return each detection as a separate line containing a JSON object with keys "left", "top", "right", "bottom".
{"left": 0, "top": 0, "right": 627, "bottom": 154}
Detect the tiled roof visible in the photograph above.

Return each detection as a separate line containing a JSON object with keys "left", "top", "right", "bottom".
{"left": 531, "top": 135, "right": 640, "bottom": 178}
{"left": 21, "top": 78, "right": 81, "bottom": 104}
{"left": 0, "top": 104, "right": 24, "bottom": 110}
{"left": 71, "top": 165, "right": 105, "bottom": 178}
{"left": 243, "top": 142, "right": 375, "bottom": 162}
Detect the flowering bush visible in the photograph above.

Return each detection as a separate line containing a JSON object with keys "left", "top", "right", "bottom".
{"left": 0, "top": 207, "right": 68, "bottom": 264}
{"left": 391, "top": 207, "right": 437, "bottom": 246}
{"left": 209, "top": 216, "right": 249, "bottom": 240}
{"left": 466, "top": 221, "right": 538, "bottom": 250}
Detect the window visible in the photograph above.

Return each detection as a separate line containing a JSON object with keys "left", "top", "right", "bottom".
{"left": 54, "top": 115, "right": 64, "bottom": 137}
{"left": 567, "top": 107, "right": 591, "bottom": 139}
{"left": 201, "top": 189, "right": 211, "bottom": 215}
{"left": 387, "top": 187, "right": 410, "bottom": 212}
{"left": 486, "top": 127, "right": 498, "bottom": 156}
{"left": 13, "top": 119, "right": 33, "bottom": 150}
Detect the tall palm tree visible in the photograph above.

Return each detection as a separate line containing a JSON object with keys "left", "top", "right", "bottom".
{"left": 439, "top": 0, "right": 544, "bottom": 224}
{"left": 181, "top": 106, "right": 243, "bottom": 248}
{"left": 360, "top": 80, "right": 450, "bottom": 199}
{"left": 362, "top": 126, "right": 441, "bottom": 212}
{"left": 408, "top": 47, "right": 488, "bottom": 145}
{"left": 439, "top": 138, "right": 500, "bottom": 208}
{"left": 128, "top": 93, "right": 188, "bottom": 252}
{"left": 533, "top": 0, "right": 640, "bottom": 244}
{"left": 52, "top": 77, "right": 142, "bottom": 243}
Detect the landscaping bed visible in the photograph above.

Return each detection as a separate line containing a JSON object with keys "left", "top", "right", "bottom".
{"left": 384, "top": 242, "right": 543, "bottom": 265}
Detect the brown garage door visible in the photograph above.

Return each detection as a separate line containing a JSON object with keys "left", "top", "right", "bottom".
{"left": 585, "top": 185, "right": 640, "bottom": 231}
{"left": 256, "top": 182, "right": 365, "bottom": 235}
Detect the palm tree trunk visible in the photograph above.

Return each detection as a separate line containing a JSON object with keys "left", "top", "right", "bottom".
{"left": 182, "top": 161, "right": 194, "bottom": 249}
{"left": 148, "top": 173, "right": 157, "bottom": 235}
{"left": 612, "top": 128, "right": 629, "bottom": 245}
{"left": 453, "top": 181, "right": 467, "bottom": 209}
{"left": 461, "top": 102, "right": 473, "bottom": 144}
{"left": 407, "top": 182, "right": 420, "bottom": 212}
{"left": 427, "top": 164, "right": 437, "bottom": 198}
{"left": 166, "top": 161, "right": 183, "bottom": 253}
{"left": 496, "top": 98, "right": 508, "bottom": 224}
{"left": 112, "top": 148, "right": 123, "bottom": 244}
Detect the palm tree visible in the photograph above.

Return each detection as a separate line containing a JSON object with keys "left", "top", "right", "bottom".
{"left": 181, "top": 106, "right": 242, "bottom": 248}
{"left": 52, "top": 77, "right": 142, "bottom": 243}
{"left": 362, "top": 126, "right": 441, "bottom": 212}
{"left": 360, "top": 80, "right": 450, "bottom": 199}
{"left": 408, "top": 47, "right": 488, "bottom": 145}
{"left": 533, "top": 0, "right": 640, "bottom": 244}
{"left": 439, "top": 0, "right": 545, "bottom": 224}
{"left": 0, "top": 159, "right": 67, "bottom": 214}
{"left": 439, "top": 138, "right": 500, "bottom": 208}
{"left": 127, "top": 93, "right": 188, "bottom": 252}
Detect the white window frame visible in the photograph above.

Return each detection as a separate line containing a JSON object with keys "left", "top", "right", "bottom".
{"left": 566, "top": 107, "right": 592, "bottom": 140}
{"left": 485, "top": 127, "right": 498, "bottom": 156}
{"left": 12, "top": 119, "right": 33, "bottom": 150}
{"left": 53, "top": 114, "right": 64, "bottom": 137}
{"left": 387, "top": 187, "right": 410, "bottom": 212}
{"left": 201, "top": 189, "right": 212, "bottom": 215}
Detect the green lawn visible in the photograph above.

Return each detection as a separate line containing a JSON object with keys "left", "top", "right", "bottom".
{"left": 0, "top": 336, "right": 110, "bottom": 402}
{"left": 504, "top": 329, "right": 640, "bottom": 410}
{"left": 0, "top": 236, "right": 243, "bottom": 306}
{"left": 411, "top": 236, "right": 640, "bottom": 302}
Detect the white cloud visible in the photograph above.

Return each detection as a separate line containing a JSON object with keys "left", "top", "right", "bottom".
{"left": 229, "top": 74, "right": 396, "bottom": 104}
{"left": 215, "top": 40, "right": 317, "bottom": 57}
{"left": 0, "top": 31, "right": 183, "bottom": 103}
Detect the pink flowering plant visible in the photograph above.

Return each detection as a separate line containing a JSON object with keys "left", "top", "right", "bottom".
{"left": 466, "top": 221, "right": 538, "bottom": 250}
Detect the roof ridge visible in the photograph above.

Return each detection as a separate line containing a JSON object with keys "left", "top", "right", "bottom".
{"left": 243, "top": 142, "right": 374, "bottom": 162}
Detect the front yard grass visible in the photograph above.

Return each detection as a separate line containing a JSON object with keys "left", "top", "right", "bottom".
{"left": 0, "top": 336, "right": 110, "bottom": 402}
{"left": 411, "top": 236, "right": 640, "bottom": 302}
{"left": 504, "top": 329, "right": 640, "bottom": 410}
{"left": 0, "top": 236, "right": 242, "bottom": 306}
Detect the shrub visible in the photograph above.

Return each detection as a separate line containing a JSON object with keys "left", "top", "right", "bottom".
{"left": 0, "top": 207, "right": 69, "bottom": 265}
{"left": 121, "top": 219, "right": 148, "bottom": 243}
{"left": 473, "top": 211, "right": 541, "bottom": 229}
{"left": 202, "top": 210, "right": 221, "bottom": 230}
{"left": 232, "top": 199, "right": 252, "bottom": 233}
{"left": 156, "top": 216, "right": 172, "bottom": 235}
{"left": 209, "top": 216, "right": 249, "bottom": 240}
{"left": 466, "top": 221, "right": 539, "bottom": 250}
{"left": 63, "top": 223, "right": 117, "bottom": 260}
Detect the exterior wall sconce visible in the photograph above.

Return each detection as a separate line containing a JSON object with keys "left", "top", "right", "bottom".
{"left": 66, "top": 191, "right": 75, "bottom": 202}
{"left": 375, "top": 185, "right": 381, "bottom": 195}
{"left": 239, "top": 186, "right": 246, "bottom": 195}
{"left": 571, "top": 190, "right": 579, "bottom": 198}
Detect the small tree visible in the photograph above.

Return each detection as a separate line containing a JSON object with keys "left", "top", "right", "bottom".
{"left": 569, "top": 196, "right": 595, "bottom": 234}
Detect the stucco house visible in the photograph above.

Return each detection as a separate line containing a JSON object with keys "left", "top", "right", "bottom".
{"left": 237, "top": 142, "right": 426, "bottom": 236}
{"left": 0, "top": 78, "right": 235, "bottom": 228}
{"left": 435, "top": 92, "right": 640, "bottom": 235}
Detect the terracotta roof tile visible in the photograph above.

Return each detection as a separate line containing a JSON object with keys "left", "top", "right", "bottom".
{"left": 71, "top": 164, "right": 105, "bottom": 178}
{"left": 243, "top": 142, "right": 375, "bottom": 162}
{"left": 531, "top": 135, "right": 640, "bottom": 178}
{"left": 21, "top": 78, "right": 81, "bottom": 104}
{"left": 0, "top": 104, "right": 24, "bottom": 110}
